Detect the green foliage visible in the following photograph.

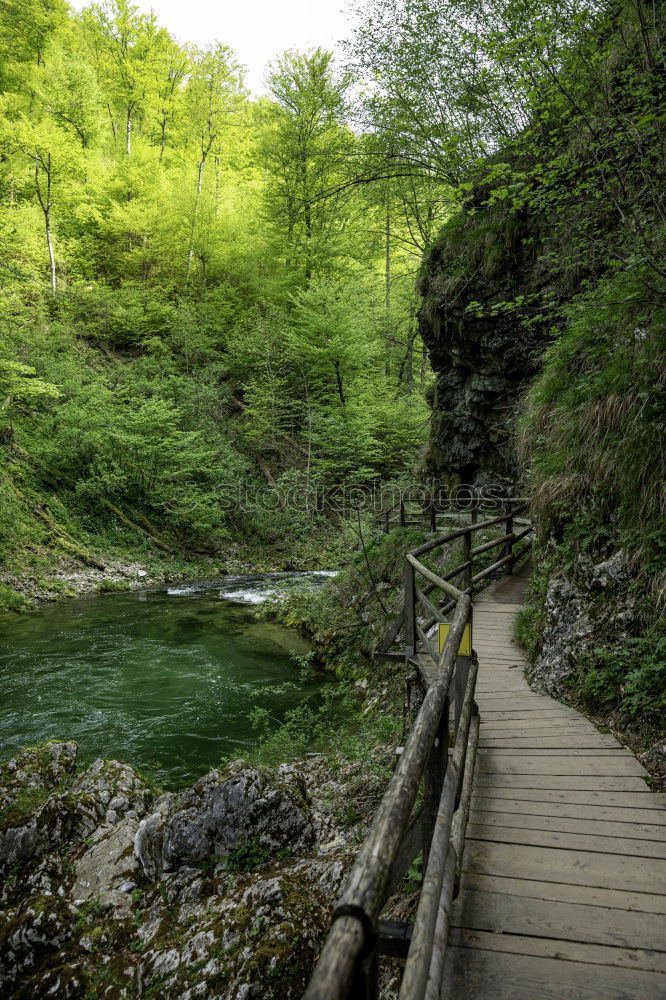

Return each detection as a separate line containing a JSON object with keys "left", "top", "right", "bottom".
{"left": 0, "top": 360, "right": 59, "bottom": 411}
{"left": 0, "top": 3, "right": 434, "bottom": 587}
{"left": 569, "top": 629, "right": 666, "bottom": 725}
{"left": 224, "top": 838, "right": 271, "bottom": 873}
{"left": 521, "top": 267, "right": 666, "bottom": 571}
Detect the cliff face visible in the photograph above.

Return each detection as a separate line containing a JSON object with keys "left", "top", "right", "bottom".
{"left": 418, "top": 194, "right": 553, "bottom": 489}
{"left": 417, "top": 3, "right": 665, "bottom": 753}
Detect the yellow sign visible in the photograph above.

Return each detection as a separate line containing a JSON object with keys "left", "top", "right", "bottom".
{"left": 438, "top": 622, "right": 472, "bottom": 656}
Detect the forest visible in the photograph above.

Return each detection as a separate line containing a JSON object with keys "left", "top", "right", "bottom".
{"left": 1, "top": 0, "right": 662, "bottom": 603}
{"left": 0, "top": 0, "right": 664, "bottom": 997}
{"left": 0, "top": 0, "right": 445, "bottom": 596}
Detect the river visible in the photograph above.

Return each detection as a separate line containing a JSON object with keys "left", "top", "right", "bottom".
{"left": 0, "top": 572, "right": 335, "bottom": 786}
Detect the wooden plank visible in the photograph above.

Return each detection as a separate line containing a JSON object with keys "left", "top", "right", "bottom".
{"left": 476, "top": 755, "right": 646, "bottom": 776}
{"left": 475, "top": 774, "right": 650, "bottom": 791}
{"left": 480, "top": 717, "right": 601, "bottom": 731}
{"left": 480, "top": 731, "right": 613, "bottom": 741}
{"left": 471, "top": 802, "right": 666, "bottom": 832}
{"left": 477, "top": 749, "right": 638, "bottom": 757}
{"left": 440, "top": 946, "right": 666, "bottom": 1000}
{"left": 479, "top": 710, "right": 584, "bottom": 721}
{"left": 448, "top": 927, "right": 666, "bottom": 974}
{"left": 476, "top": 694, "right": 566, "bottom": 703}
{"left": 476, "top": 703, "right": 575, "bottom": 714}
{"left": 450, "top": 887, "right": 666, "bottom": 951}
{"left": 459, "top": 871, "right": 666, "bottom": 915}
{"left": 471, "top": 795, "right": 666, "bottom": 824}
{"left": 462, "top": 840, "right": 666, "bottom": 894}
{"left": 479, "top": 740, "right": 624, "bottom": 750}
{"left": 470, "top": 785, "right": 663, "bottom": 808}
{"left": 466, "top": 821, "right": 666, "bottom": 859}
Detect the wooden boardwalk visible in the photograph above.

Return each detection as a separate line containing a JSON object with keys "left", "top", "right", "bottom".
{"left": 442, "top": 564, "right": 666, "bottom": 999}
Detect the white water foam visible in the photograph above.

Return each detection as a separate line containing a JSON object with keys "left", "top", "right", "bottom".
{"left": 218, "top": 588, "right": 278, "bottom": 604}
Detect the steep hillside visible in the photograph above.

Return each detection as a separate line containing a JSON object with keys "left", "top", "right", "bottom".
{"left": 418, "top": 0, "right": 665, "bottom": 754}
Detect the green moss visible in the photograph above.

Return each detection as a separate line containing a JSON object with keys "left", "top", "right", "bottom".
{"left": 95, "top": 579, "right": 130, "bottom": 594}
{"left": 0, "top": 582, "right": 33, "bottom": 612}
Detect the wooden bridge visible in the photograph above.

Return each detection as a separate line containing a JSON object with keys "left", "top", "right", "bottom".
{"left": 304, "top": 503, "right": 666, "bottom": 1000}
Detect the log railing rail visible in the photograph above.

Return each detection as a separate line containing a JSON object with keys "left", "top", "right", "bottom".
{"left": 381, "top": 492, "right": 529, "bottom": 535}
{"left": 304, "top": 498, "right": 532, "bottom": 1000}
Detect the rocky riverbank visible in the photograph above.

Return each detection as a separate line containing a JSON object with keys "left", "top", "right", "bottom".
{"left": 0, "top": 741, "right": 380, "bottom": 999}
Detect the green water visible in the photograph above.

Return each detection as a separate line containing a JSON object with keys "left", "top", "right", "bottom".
{"left": 0, "top": 573, "right": 335, "bottom": 786}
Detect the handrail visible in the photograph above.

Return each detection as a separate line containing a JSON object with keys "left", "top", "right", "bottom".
{"left": 376, "top": 499, "right": 531, "bottom": 659}
{"left": 382, "top": 495, "right": 529, "bottom": 534}
{"left": 305, "top": 497, "right": 533, "bottom": 999}
{"left": 303, "top": 598, "right": 472, "bottom": 1000}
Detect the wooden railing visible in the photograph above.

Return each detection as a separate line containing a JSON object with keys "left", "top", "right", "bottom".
{"left": 304, "top": 499, "right": 532, "bottom": 1000}
{"left": 381, "top": 494, "right": 529, "bottom": 535}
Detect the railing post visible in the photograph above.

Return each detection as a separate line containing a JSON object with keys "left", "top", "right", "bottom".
{"left": 384, "top": 509, "right": 390, "bottom": 534}
{"left": 504, "top": 499, "right": 514, "bottom": 574}
{"left": 453, "top": 608, "right": 473, "bottom": 806}
{"left": 463, "top": 530, "right": 472, "bottom": 594}
{"left": 400, "top": 500, "right": 406, "bottom": 527}
{"left": 423, "top": 696, "right": 449, "bottom": 868}
{"left": 348, "top": 942, "right": 379, "bottom": 1000}
{"left": 403, "top": 559, "right": 417, "bottom": 659}
{"left": 430, "top": 497, "right": 437, "bottom": 532}
{"left": 453, "top": 606, "right": 472, "bottom": 732}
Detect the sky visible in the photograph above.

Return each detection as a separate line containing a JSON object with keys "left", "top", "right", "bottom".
{"left": 69, "top": 0, "right": 356, "bottom": 95}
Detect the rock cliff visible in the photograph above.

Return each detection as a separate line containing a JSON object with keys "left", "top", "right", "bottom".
{"left": 0, "top": 742, "right": 351, "bottom": 999}
{"left": 417, "top": 191, "right": 552, "bottom": 488}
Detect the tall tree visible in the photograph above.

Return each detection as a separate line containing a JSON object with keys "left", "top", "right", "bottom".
{"left": 183, "top": 43, "right": 244, "bottom": 280}
{"left": 83, "top": 0, "right": 163, "bottom": 155}
{"left": 262, "top": 48, "right": 353, "bottom": 282}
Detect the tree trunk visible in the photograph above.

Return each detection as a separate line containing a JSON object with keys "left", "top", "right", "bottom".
{"left": 186, "top": 157, "right": 206, "bottom": 279}
{"left": 159, "top": 118, "right": 167, "bottom": 160}
{"left": 333, "top": 360, "right": 345, "bottom": 407}
{"left": 405, "top": 332, "right": 414, "bottom": 395}
{"left": 107, "top": 104, "right": 117, "bottom": 144}
{"left": 45, "top": 210, "right": 56, "bottom": 296}
{"left": 126, "top": 105, "right": 132, "bottom": 156}
{"left": 35, "top": 154, "right": 56, "bottom": 296}
{"left": 385, "top": 197, "right": 391, "bottom": 378}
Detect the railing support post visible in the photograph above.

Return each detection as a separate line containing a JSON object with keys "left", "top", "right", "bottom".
{"left": 463, "top": 530, "right": 472, "bottom": 594}
{"left": 423, "top": 696, "right": 449, "bottom": 868}
{"left": 403, "top": 559, "right": 417, "bottom": 659}
{"left": 400, "top": 500, "right": 406, "bottom": 527}
{"left": 348, "top": 941, "right": 379, "bottom": 1000}
{"left": 503, "top": 499, "right": 514, "bottom": 574}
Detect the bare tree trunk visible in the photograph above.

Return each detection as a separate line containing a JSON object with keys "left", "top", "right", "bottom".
{"left": 405, "top": 332, "right": 414, "bottom": 395}
{"left": 106, "top": 103, "right": 117, "bottom": 144}
{"left": 385, "top": 196, "right": 391, "bottom": 378}
{"left": 333, "top": 360, "right": 345, "bottom": 407}
{"left": 159, "top": 118, "right": 167, "bottom": 161}
{"left": 186, "top": 157, "right": 206, "bottom": 279}
{"left": 126, "top": 105, "right": 132, "bottom": 156}
{"left": 45, "top": 211, "right": 56, "bottom": 296}
{"left": 35, "top": 153, "right": 56, "bottom": 296}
